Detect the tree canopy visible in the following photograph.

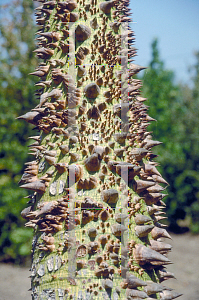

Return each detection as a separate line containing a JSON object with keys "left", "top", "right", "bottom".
{"left": 0, "top": 0, "right": 38, "bottom": 263}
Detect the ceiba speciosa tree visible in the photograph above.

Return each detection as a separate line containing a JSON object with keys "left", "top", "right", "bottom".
{"left": 18, "top": 0, "right": 182, "bottom": 299}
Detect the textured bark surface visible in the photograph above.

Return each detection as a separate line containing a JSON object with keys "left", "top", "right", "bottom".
{"left": 2, "top": 234, "right": 199, "bottom": 300}
{"left": 19, "top": 0, "right": 182, "bottom": 299}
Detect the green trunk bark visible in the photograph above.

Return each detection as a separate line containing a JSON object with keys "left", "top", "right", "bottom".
{"left": 19, "top": 0, "right": 181, "bottom": 299}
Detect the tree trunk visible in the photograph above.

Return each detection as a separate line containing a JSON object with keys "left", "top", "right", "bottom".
{"left": 19, "top": 0, "right": 181, "bottom": 299}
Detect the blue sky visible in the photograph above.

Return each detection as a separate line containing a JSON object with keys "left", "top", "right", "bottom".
{"left": 1, "top": 0, "right": 199, "bottom": 86}
{"left": 131, "top": 0, "right": 199, "bottom": 86}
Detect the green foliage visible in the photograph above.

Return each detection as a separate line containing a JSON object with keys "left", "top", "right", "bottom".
{"left": 0, "top": 0, "right": 37, "bottom": 263}
{"left": 141, "top": 39, "right": 199, "bottom": 233}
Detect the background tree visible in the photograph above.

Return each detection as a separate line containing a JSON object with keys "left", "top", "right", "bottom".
{"left": 0, "top": 0, "right": 37, "bottom": 263}
{"left": 141, "top": 39, "right": 199, "bottom": 233}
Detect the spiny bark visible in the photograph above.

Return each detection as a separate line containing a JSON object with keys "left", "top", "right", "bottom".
{"left": 19, "top": 0, "right": 181, "bottom": 299}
